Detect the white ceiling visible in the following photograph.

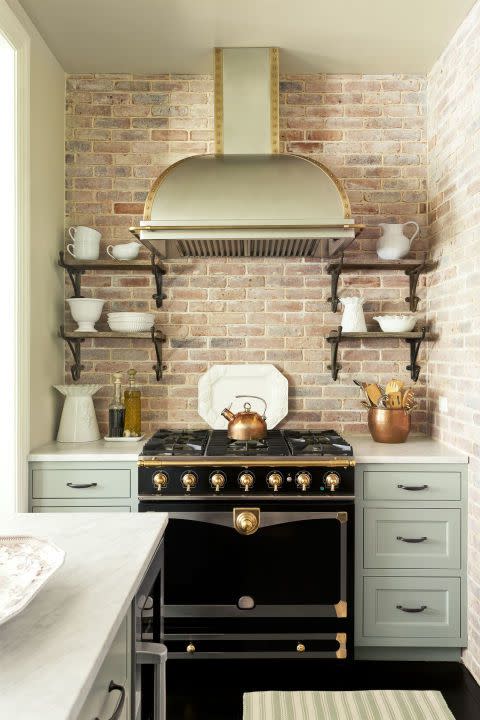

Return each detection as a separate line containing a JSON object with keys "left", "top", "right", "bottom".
{"left": 17, "top": 0, "right": 475, "bottom": 74}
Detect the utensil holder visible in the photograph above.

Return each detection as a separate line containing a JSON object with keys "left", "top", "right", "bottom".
{"left": 368, "top": 408, "right": 411, "bottom": 443}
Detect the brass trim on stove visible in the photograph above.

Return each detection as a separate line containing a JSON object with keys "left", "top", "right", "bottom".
{"left": 336, "top": 511, "right": 348, "bottom": 524}
{"left": 336, "top": 632, "right": 347, "bottom": 659}
{"left": 334, "top": 600, "right": 347, "bottom": 618}
{"left": 138, "top": 457, "right": 355, "bottom": 468}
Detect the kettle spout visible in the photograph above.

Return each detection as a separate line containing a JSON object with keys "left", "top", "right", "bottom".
{"left": 221, "top": 408, "right": 235, "bottom": 422}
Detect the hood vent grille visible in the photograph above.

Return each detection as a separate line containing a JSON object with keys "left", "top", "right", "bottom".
{"left": 175, "top": 237, "right": 321, "bottom": 258}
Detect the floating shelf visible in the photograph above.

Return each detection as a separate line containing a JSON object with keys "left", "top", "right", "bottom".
{"left": 326, "top": 326, "right": 433, "bottom": 382}
{"left": 60, "top": 325, "right": 166, "bottom": 382}
{"left": 326, "top": 254, "right": 434, "bottom": 312}
{"left": 58, "top": 251, "right": 167, "bottom": 308}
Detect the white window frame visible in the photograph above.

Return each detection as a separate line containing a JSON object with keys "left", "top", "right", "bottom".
{"left": 0, "top": 0, "right": 30, "bottom": 512}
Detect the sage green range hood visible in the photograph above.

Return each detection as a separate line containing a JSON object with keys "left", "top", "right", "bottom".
{"left": 131, "top": 48, "right": 360, "bottom": 259}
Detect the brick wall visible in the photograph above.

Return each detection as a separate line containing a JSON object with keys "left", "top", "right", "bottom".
{"left": 65, "top": 72, "right": 428, "bottom": 436}
{"left": 427, "top": 1, "right": 480, "bottom": 682}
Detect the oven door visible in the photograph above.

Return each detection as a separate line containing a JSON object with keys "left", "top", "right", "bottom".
{"left": 157, "top": 502, "right": 351, "bottom": 621}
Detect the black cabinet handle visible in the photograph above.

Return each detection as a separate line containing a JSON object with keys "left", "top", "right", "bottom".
{"left": 397, "top": 484, "right": 429, "bottom": 491}
{"left": 94, "top": 681, "right": 125, "bottom": 720}
{"left": 396, "top": 536, "right": 427, "bottom": 543}
{"left": 396, "top": 604, "right": 427, "bottom": 613}
{"left": 66, "top": 482, "right": 98, "bottom": 489}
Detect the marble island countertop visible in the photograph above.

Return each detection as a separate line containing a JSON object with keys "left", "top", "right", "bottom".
{"left": 0, "top": 512, "right": 168, "bottom": 720}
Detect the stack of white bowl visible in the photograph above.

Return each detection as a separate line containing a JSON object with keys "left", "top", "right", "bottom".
{"left": 107, "top": 312, "right": 155, "bottom": 332}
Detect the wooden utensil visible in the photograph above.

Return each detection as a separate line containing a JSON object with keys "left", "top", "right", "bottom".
{"left": 387, "top": 391, "right": 403, "bottom": 409}
{"left": 354, "top": 379, "right": 373, "bottom": 406}
{"left": 365, "top": 383, "right": 383, "bottom": 407}
{"left": 402, "top": 388, "right": 416, "bottom": 412}
{"left": 385, "top": 379, "right": 404, "bottom": 395}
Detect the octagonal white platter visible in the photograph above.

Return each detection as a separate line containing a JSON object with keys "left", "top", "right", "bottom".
{"left": 198, "top": 364, "right": 288, "bottom": 429}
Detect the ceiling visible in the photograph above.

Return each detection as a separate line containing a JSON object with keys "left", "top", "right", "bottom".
{"left": 17, "top": 0, "right": 475, "bottom": 74}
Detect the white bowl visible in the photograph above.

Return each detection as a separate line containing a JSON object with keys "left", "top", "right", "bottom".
{"left": 107, "top": 312, "right": 154, "bottom": 320}
{"left": 108, "top": 319, "right": 154, "bottom": 333}
{"left": 373, "top": 315, "right": 417, "bottom": 332}
{"left": 67, "top": 298, "right": 104, "bottom": 332}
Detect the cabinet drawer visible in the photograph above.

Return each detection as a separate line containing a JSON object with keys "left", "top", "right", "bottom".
{"left": 32, "top": 468, "right": 131, "bottom": 499}
{"left": 32, "top": 505, "right": 131, "bottom": 513}
{"left": 364, "top": 508, "right": 460, "bottom": 569}
{"left": 363, "top": 471, "right": 461, "bottom": 501}
{"left": 363, "top": 577, "right": 461, "bottom": 638}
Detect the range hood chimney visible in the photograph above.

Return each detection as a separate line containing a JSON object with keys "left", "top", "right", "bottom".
{"left": 131, "top": 48, "right": 360, "bottom": 258}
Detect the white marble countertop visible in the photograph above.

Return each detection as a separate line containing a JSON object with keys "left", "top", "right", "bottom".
{"left": 28, "top": 438, "right": 146, "bottom": 462}
{"left": 0, "top": 512, "right": 168, "bottom": 720}
{"left": 346, "top": 434, "right": 468, "bottom": 464}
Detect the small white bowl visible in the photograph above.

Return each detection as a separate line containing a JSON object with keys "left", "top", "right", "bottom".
{"left": 374, "top": 315, "right": 417, "bottom": 332}
{"left": 68, "top": 298, "right": 104, "bottom": 332}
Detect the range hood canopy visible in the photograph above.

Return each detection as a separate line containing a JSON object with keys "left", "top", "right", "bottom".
{"left": 131, "top": 48, "right": 361, "bottom": 259}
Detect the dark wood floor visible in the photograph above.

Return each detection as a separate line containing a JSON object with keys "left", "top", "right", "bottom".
{"left": 167, "top": 661, "right": 480, "bottom": 719}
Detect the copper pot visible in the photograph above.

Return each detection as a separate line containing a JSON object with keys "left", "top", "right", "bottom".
{"left": 221, "top": 395, "right": 267, "bottom": 441}
{"left": 368, "top": 408, "right": 411, "bottom": 443}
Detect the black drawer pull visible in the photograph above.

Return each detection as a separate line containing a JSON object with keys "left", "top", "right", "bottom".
{"left": 94, "top": 681, "right": 125, "bottom": 720}
{"left": 396, "top": 536, "right": 427, "bottom": 543}
{"left": 66, "top": 482, "right": 98, "bottom": 489}
{"left": 396, "top": 604, "right": 427, "bottom": 613}
{"left": 397, "top": 484, "right": 429, "bottom": 491}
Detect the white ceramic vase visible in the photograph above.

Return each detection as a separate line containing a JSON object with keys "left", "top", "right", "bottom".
{"left": 376, "top": 222, "right": 420, "bottom": 260}
{"left": 55, "top": 385, "right": 102, "bottom": 442}
{"left": 340, "top": 297, "right": 367, "bottom": 332}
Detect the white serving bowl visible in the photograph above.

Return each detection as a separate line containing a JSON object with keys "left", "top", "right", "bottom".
{"left": 107, "top": 312, "right": 155, "bottom": 332}
{"left": 373, "top": 315, "right": 417, "bottom": 332}
{"left": 67, "top": 298, "right": 104, "bottom": 332}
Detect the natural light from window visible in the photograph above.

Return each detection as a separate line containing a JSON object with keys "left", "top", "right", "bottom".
{"left": 0, "top": 31, "right": 16, "bottom": 512}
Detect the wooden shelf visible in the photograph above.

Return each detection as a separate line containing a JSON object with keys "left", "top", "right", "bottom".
{"left": 59, "top": 325, "right": 166, "bottom": 382}
{"left": 326, "top": 326, "right": 433, "bottom": 382}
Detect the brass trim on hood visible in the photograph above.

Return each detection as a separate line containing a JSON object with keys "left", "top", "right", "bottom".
{"left": 270, "top": 48, "right": 280, "bottom": 153}
{"left": 214, "top": 49, "right": 224, "bottom": 154}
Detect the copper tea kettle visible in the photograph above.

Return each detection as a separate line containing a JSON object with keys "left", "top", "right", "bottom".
{"left": 221, "top": 395, "right": 268, "bottom": 441}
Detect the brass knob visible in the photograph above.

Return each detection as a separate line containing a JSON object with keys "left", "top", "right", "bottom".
{"left": 238, "top": 472, "right": 254, "bottom": 492}
{"left": 296, "top": 643, "right": 306, "bottom": 653}
{"left": 295, "top": 471, "right": 311, "bottom": 492}
{"left": 186, "top": 643, "right": 196, "bottom": 654}
{"left": 234, "top": 510, "right": 259, "bottom": 535}
{"left": 181, "top": 472, "right": 197, "bottom": 493}
{"left": 325, "top": 472, "right": 340, "bottom": 492}
{"left": 267, "top": 471, "right": 283, "bottom": 492}
{"left": 210, "top": 471, "right": 226, "bottom": 492}
{"left": 152, "top": 472, "right": 168, "bottom": 491}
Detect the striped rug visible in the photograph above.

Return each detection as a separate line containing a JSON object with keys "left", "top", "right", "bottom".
{"left": 243, "top": 689, "right": 455, "bottom": 720}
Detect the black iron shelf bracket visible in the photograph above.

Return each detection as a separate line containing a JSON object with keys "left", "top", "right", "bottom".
{"left": 151, "top": 327, "right": 166, "bottom": 381}
{"left": 405, "top": 260, "right": 428, "bottom": 312}
{"left": 59, "top": 251, "right": 84, "bottom": 297}
{"left": 327, "top": 254, "right": 344, "bottom": 312}
{"left": 326, "top": 326, "right": 343, "bottom": 381}
{"left": 59, "top": 325, "right": 84, "bottom": 381}
{"left": 405, "top": 326, "right": 427, "bottom": 382}
{"left": 151, "top": 253, "right": 167, "bottom": 308}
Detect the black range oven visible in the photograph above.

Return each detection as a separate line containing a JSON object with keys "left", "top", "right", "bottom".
{"left": 138, "top": 429, "right": 354, "bottom": 663}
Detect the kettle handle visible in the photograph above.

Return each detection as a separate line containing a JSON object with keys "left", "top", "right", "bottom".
{"left": 402, "top": 221, "right": 419, "bottom": 247}
{"left": 235, "top": 395, "right": 267, "bottom": 418}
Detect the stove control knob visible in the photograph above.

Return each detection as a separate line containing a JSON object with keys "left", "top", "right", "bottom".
{"left": 152, "top": 471, "right": 168, "bottom": 491}
{"left": 181, "top": 471, "right": 197, "bottom": 493}
{"left": 238, "top": 472, "right": 254, "bottom": 492}
{"left": 210, "top": 471, "right": 226, "bottom": 493}
{"left": 324, "top": 471, "right": 340, "bottom": 492}
{"left": 295, "top": 471, "right": 312, "bottom": 492}
{"left": 267, "top": 471, "right": 283, "bottom": 492}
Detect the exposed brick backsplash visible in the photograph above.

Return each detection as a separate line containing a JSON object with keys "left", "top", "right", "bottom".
{"left": 65, "top": 72, "right": 429, "bottom": 437}
{"left": 426, "top": 0, "right": 480, "bottom": 682}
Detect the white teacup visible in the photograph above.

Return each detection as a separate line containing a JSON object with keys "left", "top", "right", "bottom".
{"left": 67, "top": 226, "right": 101, "bottom": 260}
{"left": 106, "top": 241, "right": 142, "bottom": 261}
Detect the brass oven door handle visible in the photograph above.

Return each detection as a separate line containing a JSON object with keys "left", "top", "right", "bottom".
{"left": 66, "top": 482, "right": 98, "bottom": 489}
{"left": 396, "top": 536, "right": 427, "bottom": 543}
{"left": 396, "top": 604, "right": 427, "bottom": 613}
{"left": 397, "top": 484, "right": 428, "bottom": 491}
{"left": 94, "top": 681, "right": 125, "bottom": 720}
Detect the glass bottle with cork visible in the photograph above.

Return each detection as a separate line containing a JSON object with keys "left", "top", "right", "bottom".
{"left": 108, "top": 372, "right": 125, "bottom": 437}
{"left": 124, "top": 368, "right": 141, "bottom": 437}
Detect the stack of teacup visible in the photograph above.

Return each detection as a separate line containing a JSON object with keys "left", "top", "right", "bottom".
{"left": 67, "top": 226, "right": 102, "bottom": 260}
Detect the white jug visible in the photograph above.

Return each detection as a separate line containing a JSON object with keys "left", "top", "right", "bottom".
{"left": 106, "top": 241, "right": 142, "bottom": 261}
{"left": 340, "top": 297, "right": 367, "bottom": 332}
{"left": 55, "top": 385, "right": 102, "bottom": 442}
{"left": 377, "top": 222, "right": 419, "bottom": 260}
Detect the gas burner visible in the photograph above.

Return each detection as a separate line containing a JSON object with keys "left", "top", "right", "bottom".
{"left": 226, "top": 437, "right": 269, "bottom": 456}
{"left": 283, "top": 430, "right": 353, "bottom": 457}
{"left": 141, "top": 430, "right": 210, "bottom": 457}
{"left": 206, "top": 429, "right": 290, "bottom": 457}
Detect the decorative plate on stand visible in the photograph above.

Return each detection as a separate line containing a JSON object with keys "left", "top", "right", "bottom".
{"left": 198, "top": 364, "right": 288, "bottom": 429}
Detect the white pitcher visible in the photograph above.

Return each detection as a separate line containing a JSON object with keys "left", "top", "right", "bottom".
{"left": 340, "top": 297, "right": 367, "bottom": 332}
{"left": 376, "top": 222, "right": 419, "bottom": 260}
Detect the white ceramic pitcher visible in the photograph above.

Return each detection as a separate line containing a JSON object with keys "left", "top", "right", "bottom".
{"left": 377, "top": 222, "right": 419, "bottom": 260}
{"left": 55, "top": 385, "right": 102, "bottom": 442}
{"left": 340, "top": 297, "right": 367, "bottom": 332}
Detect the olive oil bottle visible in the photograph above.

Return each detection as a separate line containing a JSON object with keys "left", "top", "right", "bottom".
{"left": 124, "top": 369, "right": 141, "bottom": 437}
{"left": 108, "top": 372, "right": 125, "bottom": 437}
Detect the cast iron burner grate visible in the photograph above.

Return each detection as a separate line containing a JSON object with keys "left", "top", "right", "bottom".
{"left": 141, "top": 429, "right": 210, "bottom": 457}
{"left": 206, "top": 429, "right": 290, "bottom": 456}
{"left": 283, "top": 429, "right": 353, "bottom": 456}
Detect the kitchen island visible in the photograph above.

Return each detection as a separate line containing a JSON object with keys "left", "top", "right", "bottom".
{"left": 0, "top": 512, "right": 168, "bottom": 720}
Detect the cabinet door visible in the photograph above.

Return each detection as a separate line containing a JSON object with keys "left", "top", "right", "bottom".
{"left": 364, "top": 508, "right": 461, "bottom": 569}
{"left": 363, "top": 470, "right": 461, "bottom": 501}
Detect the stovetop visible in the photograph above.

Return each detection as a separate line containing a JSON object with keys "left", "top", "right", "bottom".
{"left": 140, "top": 428, "right": 353, "bottom": 458}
